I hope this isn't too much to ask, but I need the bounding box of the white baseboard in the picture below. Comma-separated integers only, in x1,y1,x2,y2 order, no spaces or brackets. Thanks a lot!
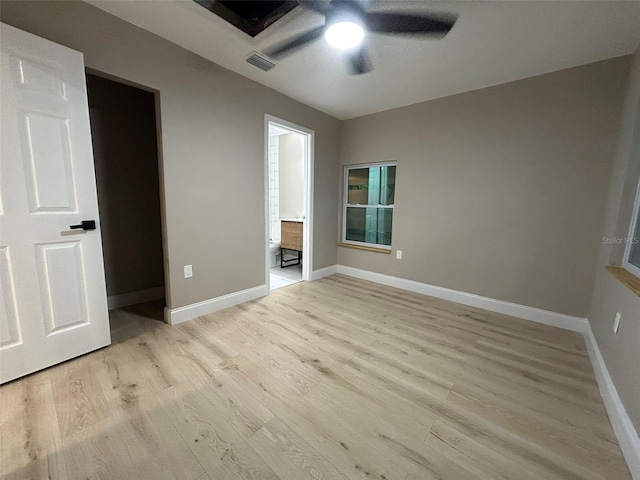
336,265,587,332
164,285,268,325
107,287,165,310
312,264,338,281
584,323,640,479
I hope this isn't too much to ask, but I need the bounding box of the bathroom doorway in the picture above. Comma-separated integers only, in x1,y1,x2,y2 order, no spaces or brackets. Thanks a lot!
265,115,314,291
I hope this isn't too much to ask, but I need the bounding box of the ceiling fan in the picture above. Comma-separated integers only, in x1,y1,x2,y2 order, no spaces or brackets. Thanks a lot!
265,0,457,75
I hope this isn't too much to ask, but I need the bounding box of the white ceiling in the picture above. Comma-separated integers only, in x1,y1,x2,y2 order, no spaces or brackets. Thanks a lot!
87,0,640,120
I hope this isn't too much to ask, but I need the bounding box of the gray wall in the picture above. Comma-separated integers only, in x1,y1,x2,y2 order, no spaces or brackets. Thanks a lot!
87,74,164,298
278,133,305,220
588,46,640,432
339,57,630,317
0,0,341,309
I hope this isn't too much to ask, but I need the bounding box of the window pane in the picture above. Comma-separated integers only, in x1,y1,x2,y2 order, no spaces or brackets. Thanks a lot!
629,210,640,268
380,165,396,205
347,166,396,205
346,207,393,246
347,168,370,205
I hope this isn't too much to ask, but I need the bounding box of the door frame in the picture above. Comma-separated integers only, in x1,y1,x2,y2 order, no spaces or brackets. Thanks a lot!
86,68,171,310
264,114,315,291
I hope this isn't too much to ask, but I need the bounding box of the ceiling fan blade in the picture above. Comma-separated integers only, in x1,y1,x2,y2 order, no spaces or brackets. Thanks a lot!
365,12,456,36
297,0,328,15
265,26,325,59
347,47,372,75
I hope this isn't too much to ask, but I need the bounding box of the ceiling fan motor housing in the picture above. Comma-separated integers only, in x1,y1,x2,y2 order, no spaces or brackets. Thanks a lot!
325,1,366,30
266,0,457,75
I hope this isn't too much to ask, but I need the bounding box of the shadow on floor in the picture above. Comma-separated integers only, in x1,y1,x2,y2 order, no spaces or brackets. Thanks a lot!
109,299,165,345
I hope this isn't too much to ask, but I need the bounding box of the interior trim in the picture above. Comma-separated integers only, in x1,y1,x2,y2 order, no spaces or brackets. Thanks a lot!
338,243,392,254
584,322,640,479
107,286,165,311
606,265,640,297
164,285,267,325
312,264,338,280
264,114,315,289
336,265,587,332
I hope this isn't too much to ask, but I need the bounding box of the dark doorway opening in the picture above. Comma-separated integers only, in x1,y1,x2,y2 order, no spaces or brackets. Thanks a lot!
86,73,165,327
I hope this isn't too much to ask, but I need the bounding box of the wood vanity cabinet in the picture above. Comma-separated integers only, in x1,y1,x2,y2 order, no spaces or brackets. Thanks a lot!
281,220,303,252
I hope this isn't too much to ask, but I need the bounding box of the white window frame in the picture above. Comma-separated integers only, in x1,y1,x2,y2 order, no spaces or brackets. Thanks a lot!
342,161,396,250
622,176,640,278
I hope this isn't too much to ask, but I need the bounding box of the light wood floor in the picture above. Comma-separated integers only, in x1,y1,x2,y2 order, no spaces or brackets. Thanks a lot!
0,274,631,480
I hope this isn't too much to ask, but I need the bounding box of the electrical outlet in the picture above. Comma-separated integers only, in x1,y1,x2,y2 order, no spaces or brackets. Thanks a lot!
396,250,403,260
613,312,621,334
184,264,193,279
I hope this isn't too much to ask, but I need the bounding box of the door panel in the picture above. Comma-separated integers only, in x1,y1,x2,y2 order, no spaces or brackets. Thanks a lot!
0,247,21,348
0,23,110,383
11,56,66,97
22,112,77,212
35,241,90,335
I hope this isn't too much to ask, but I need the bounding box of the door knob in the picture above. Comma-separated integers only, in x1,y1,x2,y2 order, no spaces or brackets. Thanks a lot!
69,220,96,231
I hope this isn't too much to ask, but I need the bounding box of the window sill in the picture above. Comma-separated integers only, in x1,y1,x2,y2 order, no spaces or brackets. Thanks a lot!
338,243,392,254
606,265,640,297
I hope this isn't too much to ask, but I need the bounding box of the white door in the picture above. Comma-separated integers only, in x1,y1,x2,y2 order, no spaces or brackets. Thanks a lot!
0,23,110,384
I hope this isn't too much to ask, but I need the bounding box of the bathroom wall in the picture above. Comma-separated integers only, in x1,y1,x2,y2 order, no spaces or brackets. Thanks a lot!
268,135,280,241
279,133,305,220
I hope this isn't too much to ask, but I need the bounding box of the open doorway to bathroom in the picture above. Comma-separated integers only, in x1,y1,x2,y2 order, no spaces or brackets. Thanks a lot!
265,116,314,291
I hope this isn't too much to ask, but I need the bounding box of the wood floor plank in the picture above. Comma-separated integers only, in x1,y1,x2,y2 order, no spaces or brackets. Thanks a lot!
0,372,67,480
472,337,597,384
247,417,350,480
187,372,274,440
49,355,112,438
121,394,205,480
91,341,158,413
222,354,410,480
316,278,587,357
447,387,629,479
131,315,275,439
177,320,239,362
307,333,622,479
316,276,588,358
1,275,631,480
452,374,621,452
215,318,320,396
463,354,606,411
124,327,187,393
305,379,434,448
425,420,553,480
156,380,279,480
61,412,140,480
63,404,203,480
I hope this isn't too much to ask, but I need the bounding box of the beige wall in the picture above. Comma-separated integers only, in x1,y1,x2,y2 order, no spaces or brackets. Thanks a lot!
87,73,165,298
278,133,305,220
0,0,341,309
588,46,640,432
339,57,630,317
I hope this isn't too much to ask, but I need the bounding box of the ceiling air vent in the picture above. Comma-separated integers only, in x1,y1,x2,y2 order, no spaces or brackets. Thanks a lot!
246,51,276,72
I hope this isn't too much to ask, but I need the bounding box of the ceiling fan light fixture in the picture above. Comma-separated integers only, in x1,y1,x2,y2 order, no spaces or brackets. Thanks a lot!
324,21,365,50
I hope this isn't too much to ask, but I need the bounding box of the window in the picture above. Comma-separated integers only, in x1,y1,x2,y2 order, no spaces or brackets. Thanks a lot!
343,163,396,249
623,177,640,277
